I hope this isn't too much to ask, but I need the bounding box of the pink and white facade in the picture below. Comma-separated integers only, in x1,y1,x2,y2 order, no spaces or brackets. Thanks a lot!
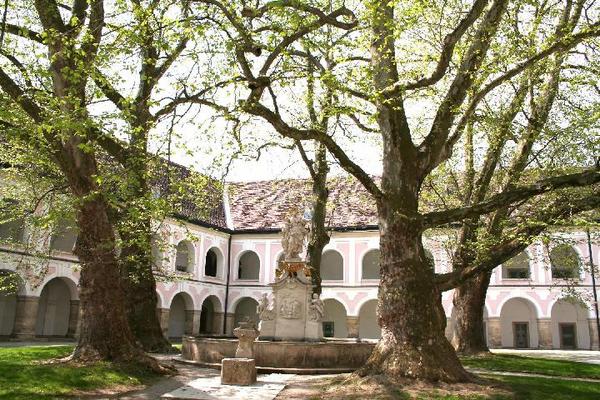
1,181,599,350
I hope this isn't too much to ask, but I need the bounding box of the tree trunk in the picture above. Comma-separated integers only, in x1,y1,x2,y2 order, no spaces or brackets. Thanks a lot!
119,225,174,353
306,144,330,295
358,204,471,382
71,195,160,369
451,271,492,355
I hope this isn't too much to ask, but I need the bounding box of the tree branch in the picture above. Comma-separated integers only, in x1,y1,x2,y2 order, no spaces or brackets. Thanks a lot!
423,169,600,227
436,189,600,290
384,0,489,94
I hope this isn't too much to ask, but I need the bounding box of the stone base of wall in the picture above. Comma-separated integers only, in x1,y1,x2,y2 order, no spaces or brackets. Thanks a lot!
183,336,375,371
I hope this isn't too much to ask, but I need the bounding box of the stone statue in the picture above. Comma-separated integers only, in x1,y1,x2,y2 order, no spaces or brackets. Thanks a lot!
233,318,259,358
257,293,274,321
281,211,308,260
308,293,324,322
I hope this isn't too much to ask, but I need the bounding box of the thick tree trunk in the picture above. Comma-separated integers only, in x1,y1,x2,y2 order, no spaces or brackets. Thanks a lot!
451,271,492,355
71,196,160,369
358,204,471,382
119,226,174,353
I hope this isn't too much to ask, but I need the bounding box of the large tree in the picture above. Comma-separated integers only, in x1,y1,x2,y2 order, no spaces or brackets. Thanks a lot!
193,0,600,381
0,0,162,368
448,0,600,354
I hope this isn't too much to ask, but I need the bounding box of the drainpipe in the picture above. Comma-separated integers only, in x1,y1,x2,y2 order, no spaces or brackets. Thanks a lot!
222,233,232,335
587,228,600,349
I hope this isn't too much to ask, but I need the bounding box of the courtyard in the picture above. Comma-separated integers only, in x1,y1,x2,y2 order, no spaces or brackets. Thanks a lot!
1,344,600,399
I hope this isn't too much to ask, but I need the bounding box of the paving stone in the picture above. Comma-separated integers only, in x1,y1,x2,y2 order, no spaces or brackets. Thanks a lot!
161,373,293,400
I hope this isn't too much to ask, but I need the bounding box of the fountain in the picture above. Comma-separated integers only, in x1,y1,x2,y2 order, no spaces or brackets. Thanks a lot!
182,209,374,373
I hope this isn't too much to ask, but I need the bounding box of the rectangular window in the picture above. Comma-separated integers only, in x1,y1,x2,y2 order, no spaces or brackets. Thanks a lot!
323,321,334,337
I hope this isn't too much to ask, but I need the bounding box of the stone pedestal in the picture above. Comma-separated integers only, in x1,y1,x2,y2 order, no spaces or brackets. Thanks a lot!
258,262,324,342
13,295,39,339
346,316,359,338
234,323,259,358
221,358,257,385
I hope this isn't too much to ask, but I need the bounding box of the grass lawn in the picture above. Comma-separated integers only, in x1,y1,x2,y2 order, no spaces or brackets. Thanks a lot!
461,354,600,380
0,345,160,400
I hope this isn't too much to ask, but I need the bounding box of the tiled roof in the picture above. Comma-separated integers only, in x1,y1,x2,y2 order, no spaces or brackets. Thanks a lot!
227,176,378,231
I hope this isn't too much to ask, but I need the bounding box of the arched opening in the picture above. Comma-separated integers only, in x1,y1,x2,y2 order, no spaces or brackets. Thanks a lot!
200,295,222,334
168,292,194,339
238,251,260,280
234,297,259,328
358,299,380,339
205,247,222,278
321,250,343,281
362,249,380,280
50,218,78,253
0,217,25,244
35,278,76,337
502,251,530,279
550,245,580,279
499,297,538,348
0,270,21,336
323,299,348,338
551,299,590,350
175,240,194,273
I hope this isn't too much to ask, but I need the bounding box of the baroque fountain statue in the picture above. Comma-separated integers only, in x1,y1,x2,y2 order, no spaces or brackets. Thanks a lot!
257,209,324,341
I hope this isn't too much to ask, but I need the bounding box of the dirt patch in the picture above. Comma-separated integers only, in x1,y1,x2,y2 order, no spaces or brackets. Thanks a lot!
277,373,513,399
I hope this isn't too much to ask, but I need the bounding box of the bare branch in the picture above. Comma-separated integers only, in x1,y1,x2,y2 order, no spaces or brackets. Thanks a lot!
423,169,600,227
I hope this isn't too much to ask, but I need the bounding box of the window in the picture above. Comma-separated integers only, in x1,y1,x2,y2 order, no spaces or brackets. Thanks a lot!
50,219,78,253
0,199,25,244
205,248,218,277
175,241,194,272
321,250,343,281
238,251,260,280
502,251,530,279
362,249,380,280
550,245,579,279
323,321,335,337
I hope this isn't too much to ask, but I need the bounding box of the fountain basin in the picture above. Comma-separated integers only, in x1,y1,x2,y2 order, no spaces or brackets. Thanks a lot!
181,336,376,374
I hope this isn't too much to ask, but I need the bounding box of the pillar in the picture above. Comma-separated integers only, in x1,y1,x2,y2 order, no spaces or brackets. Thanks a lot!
188,310,201,335
346,316,359,338
537,318,552,349
157,308,170,337
67,300,80,338
225,312,235,335
589,319,599,350
13,295,39,339
214,311,224,335
486,317,501,348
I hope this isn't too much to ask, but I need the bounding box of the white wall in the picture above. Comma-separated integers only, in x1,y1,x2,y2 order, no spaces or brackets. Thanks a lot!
550,300,590,350
35,279,71,336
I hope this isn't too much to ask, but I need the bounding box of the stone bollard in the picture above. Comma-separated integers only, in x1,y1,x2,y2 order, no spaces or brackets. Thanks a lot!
221,320,259,386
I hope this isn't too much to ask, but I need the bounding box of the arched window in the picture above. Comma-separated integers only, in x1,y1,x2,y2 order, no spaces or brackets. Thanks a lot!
362,249,380,280
321,250,343,281
502,251,530,279
175,241,194,272
50,218,78,253
238,251,260,280
205,248,221,278
424,249,435,270
550,245,580,279
0,200,24,243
